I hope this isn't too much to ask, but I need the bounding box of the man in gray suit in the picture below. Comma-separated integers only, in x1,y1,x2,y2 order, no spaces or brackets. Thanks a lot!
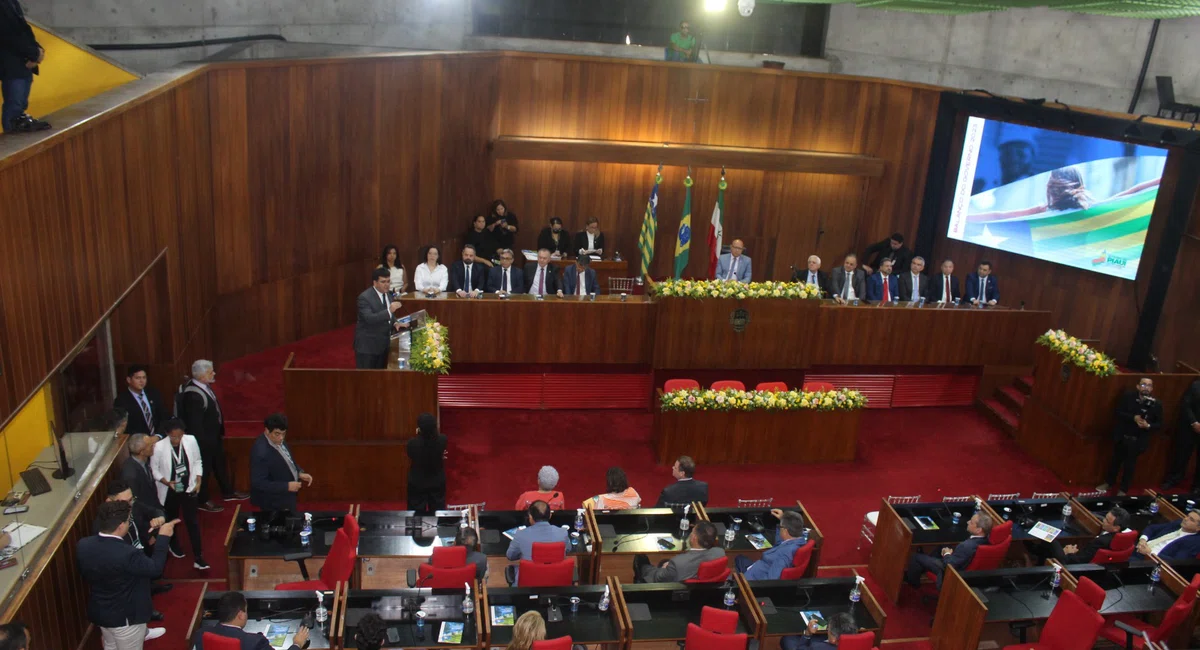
828,254,866,304
715,239,752,283
506,500,570,585
637,521,724,583
354,268,403,369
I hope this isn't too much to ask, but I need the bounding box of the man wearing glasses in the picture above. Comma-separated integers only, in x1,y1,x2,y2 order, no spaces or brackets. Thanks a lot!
250,413,314,519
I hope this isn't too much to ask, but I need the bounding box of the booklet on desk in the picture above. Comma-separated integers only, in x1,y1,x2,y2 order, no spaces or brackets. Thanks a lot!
503,526,526,540
913,516,940,531
438,621,465,644
2,522,45,549
490,605,515,626
1027,521,1062,543
746,533,773,550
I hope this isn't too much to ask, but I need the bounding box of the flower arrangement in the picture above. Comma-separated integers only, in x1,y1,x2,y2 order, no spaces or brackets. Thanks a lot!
660,387,867,412
652,279,822,300
409,319,451,375
1036,329,1118,377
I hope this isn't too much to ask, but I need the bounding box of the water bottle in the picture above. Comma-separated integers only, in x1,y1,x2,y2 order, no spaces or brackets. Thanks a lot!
974,498,983,514
1061,503,1073,520
849,577,863,603
416,610,427,630
1150,566,1162,588
918,297,926,307
852,298,859,306
315,591,329,625
570,596,580,614
462,582,475,615
1050,566,1062,590
798,528,811,545
598,585,610,612
723,586,737,608
300,513,312,546
460,509,469,529
724,526,737,545
679,513,691,538
575,509,585,534
1149,500,1160,515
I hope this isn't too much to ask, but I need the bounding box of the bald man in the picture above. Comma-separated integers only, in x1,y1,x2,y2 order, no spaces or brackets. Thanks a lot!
716,239,752,283
792,255,829,295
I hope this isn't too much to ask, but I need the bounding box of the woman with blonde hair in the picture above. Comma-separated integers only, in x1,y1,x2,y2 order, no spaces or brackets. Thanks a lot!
509,610,547,650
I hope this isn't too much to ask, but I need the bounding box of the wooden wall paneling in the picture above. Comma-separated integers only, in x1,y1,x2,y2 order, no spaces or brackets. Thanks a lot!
1154,195,1200,369
209,68,254,296
171,74,218,351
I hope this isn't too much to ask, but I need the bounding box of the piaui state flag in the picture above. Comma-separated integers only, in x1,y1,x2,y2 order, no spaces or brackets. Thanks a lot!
638,165,664,278
708,172,726,279
674,174,694,278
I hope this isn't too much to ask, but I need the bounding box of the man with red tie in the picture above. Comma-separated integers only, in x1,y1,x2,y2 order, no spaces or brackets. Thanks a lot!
864,259,899,302
929,259,960,304
525,248,561,297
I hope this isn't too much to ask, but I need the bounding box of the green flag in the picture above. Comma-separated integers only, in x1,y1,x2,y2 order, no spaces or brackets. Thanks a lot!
638,166,663,278
674,173,693,278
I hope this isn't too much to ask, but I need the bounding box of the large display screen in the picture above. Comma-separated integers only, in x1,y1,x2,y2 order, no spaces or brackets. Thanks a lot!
946,116,1167,280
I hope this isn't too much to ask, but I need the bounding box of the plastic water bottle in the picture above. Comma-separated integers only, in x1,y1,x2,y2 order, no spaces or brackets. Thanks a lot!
598,585,610,612
1050,566,1062,590
460,509,469,529
300,513,313,546
849,577,863,603
462,582,475,615
1149,500,1160,515
974,498,983,514
574,509,585,534
1150,566,1162,590
1062,503,1073,520
723,586,737,608
724,526,737,545
679,514,691,537
315,591,329,625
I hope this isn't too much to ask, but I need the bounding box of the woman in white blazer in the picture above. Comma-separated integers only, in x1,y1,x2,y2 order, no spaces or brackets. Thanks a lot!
151,419,209,569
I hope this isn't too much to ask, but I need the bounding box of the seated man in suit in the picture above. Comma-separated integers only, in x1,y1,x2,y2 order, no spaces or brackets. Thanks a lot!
715,239,752,283
250,413,314,519
559,254,599,297
736,510,810,580
526,248,562,297
1135,509,1200,560
828,254,866,304
899,256,929,303
506,500,571,584
965,260,999,306
193,591,309,650
115,365,166,437
864,258,899,302
655,455,709,507
792,255,828,295
487,249,525,294
428,526,488,580
448,244,486,298
636,521,724,583
929,259,960,304
784,612,855,650
1033,507,1130,564
904,512,993,589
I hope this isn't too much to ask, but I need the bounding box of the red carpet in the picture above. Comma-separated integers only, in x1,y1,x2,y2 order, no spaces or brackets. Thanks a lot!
146,326,1079,649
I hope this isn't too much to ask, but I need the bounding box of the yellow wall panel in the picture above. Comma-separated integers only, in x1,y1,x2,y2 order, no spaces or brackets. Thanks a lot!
27,24,139,119
0,387,54,495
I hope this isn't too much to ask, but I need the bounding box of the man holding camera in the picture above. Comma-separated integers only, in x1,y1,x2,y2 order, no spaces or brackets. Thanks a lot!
1098,378,1163,496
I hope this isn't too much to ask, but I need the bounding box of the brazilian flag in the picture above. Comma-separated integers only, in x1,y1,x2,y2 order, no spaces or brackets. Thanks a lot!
674,174,693,278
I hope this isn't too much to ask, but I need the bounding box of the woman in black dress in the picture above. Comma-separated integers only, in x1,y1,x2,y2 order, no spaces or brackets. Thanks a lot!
464,214,497,266
536,217,571,257
487,199,519,252
406,412,447,512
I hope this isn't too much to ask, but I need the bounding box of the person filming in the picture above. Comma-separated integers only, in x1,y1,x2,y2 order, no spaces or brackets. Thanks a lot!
1098,377,1163,495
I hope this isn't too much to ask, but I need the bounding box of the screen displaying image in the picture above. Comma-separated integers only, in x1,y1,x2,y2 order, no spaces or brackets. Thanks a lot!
946,116,1168,280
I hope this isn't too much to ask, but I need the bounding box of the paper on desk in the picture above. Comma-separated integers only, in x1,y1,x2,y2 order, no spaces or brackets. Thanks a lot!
2,522,46,549
1028,521,1062,543
522,250,539,261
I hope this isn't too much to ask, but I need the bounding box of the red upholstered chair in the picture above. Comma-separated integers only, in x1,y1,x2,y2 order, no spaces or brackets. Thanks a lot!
665,379,700,392
532,542,566,563
275,528,356,591
1099,573,1200,648
700,606,739,634
686,557,732,584
517,559,574,587
1001,590,1104,650
1092,530,1138,564
416,563,477,588
342,514,360,548
990,520,1014,544
684,623,747,650
837,632,877,650
1073,576,1106,611
755,382,788,392
710,380,746,391
532,636,573,650
431,545,468,568
802,381,834,392
202,632,242,650
778,541,816,579
964,537,1010,572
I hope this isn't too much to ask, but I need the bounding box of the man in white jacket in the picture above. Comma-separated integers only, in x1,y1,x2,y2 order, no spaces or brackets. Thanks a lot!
151,418,208,570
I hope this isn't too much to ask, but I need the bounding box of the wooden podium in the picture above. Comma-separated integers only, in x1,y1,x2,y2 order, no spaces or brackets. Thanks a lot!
1015,346,1198,486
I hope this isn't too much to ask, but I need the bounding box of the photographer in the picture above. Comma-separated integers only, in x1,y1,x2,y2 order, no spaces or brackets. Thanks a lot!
1098,378,1163,495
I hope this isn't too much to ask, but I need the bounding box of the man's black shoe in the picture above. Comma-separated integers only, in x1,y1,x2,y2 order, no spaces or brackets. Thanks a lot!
151,610,165,622
15,114,50,132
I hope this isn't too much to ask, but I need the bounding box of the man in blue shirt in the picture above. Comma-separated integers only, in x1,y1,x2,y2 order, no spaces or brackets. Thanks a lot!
734,509,808,580
506,500,570,585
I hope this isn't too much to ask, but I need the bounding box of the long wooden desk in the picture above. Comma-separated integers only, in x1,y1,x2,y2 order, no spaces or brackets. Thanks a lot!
698,503,824,579
404,294,1051,370
225,506,358,590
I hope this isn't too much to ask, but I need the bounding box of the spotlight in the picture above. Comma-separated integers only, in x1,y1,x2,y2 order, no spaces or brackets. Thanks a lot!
705,0,727,11
738,0,756,16
625,34,631,45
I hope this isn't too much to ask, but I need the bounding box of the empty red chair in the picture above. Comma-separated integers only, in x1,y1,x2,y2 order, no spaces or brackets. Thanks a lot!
532,636,573,650
517,559,574,587
837,633,876,650
710,380,746,391
778,541,816,579
202,632,242,650
1001,590,1104,650
1092,530,1138,564
801,381,834,392
990,520,1014,544
342,514,360,548
431,545,468,568
1073,576,1105,611
684,623,747,650
416,563,477,588
532,541,566,563
1099,573,1200,648
700,606,739,634
275,528,356,590
755,382,788,392
665,379,700,392
686,557,732,584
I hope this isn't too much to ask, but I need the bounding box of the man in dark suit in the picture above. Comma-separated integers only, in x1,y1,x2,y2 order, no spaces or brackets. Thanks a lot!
78,500,177,645
783,612,856,650
792,255,829,296
114,365,166,437
103,480,168,620
828,254,866,304
864,259,900,302
1033,507,1129,564
250,413,313,518
898,257,929,303
573,217,605,257
0,0,49,133
1135,510,1200,560
861,232,911,276
904,512,993,588
354,268,403,369
655,456,709,507
560,255,599,297
1161,378,1200,491
526,249,562,297
192,591,309,650
119,435,166,550
637,521,724,582
1099,377,1164,495
449,244,487,297
964,260,999,305
486,249,525,294
929,259,961,304
180,359,248,512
